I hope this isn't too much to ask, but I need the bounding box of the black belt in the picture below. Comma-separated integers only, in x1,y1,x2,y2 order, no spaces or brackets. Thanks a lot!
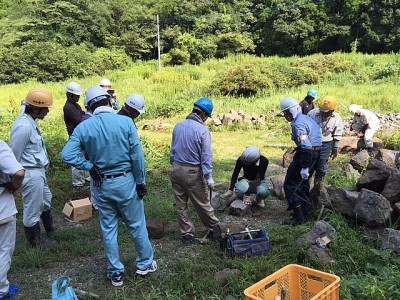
101,169,132,179
312,146,322,151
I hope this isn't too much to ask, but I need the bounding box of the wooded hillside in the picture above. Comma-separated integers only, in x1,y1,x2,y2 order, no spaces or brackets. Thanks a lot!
0,0,399,84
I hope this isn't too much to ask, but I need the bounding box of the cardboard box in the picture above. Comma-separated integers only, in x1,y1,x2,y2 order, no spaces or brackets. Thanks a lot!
62,197,92,221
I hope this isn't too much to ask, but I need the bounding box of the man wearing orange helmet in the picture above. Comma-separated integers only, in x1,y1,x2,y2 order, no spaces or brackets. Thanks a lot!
9,88,58,248
307,96,344,185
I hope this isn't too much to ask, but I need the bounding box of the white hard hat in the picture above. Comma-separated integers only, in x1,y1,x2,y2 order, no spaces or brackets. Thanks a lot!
85,86,110,108
125,94,145,114
241,146,261,165
100,78,112,87
349,104,362,115
66,82,83,96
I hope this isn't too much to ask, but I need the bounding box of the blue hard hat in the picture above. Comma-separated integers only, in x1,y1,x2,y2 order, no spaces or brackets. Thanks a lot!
307,89,318,98
280,97,298,112
194,97,213,116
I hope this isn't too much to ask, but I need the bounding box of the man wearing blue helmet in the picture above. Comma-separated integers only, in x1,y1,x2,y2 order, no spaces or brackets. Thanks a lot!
170,97,220,245
280,97,322,225
299,89,317,115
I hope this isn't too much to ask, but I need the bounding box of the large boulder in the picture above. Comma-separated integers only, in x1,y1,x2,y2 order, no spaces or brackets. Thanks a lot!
349,150,371,172
381,228,400,254
381,171,400,205
356,159,395,193
376,149,400,168
353,189,392,227
269,175,286,200
338,136,383,154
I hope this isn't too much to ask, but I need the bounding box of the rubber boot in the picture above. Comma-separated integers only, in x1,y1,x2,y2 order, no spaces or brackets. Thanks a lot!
24,222,58,248
301,201,312,221
40,209,56,237
293,205,306,225
24,223,41,247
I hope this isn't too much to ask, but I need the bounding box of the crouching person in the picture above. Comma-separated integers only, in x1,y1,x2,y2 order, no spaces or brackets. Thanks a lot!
222,146,270,208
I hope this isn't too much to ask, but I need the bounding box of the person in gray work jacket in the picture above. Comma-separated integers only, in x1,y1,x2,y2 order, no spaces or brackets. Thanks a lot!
280,97,322,225
9,88,58,248
170,97,219,245
307,96,344,185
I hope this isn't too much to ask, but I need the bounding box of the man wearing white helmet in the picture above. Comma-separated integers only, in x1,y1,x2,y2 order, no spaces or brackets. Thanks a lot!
117,94,145,126
348,104,380,155
10,88,58,247
100,78,120,111
63,82,88,188
222,146,270,208
280,97,322,225
61,86,156,287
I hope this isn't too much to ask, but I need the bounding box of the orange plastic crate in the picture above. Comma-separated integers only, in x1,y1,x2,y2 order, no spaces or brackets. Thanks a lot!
244,264,340,300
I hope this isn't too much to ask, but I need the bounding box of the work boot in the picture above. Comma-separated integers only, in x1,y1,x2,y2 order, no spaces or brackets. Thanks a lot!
366,147,374,157
282,205,305,226
24,222,58,248
255,196,265,208
314,176,323,187
242,195,252,205
40,209,56,237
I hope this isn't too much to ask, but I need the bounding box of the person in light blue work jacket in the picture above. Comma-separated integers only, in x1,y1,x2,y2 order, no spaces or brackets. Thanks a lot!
10,88,58,248
61,86,156,287
280,97,322,225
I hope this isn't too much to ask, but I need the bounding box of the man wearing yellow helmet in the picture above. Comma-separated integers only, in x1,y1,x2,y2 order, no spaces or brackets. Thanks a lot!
307,96,344,185
9,88,58,248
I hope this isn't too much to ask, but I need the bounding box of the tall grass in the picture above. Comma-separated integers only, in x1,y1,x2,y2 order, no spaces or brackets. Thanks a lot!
1,53,400,299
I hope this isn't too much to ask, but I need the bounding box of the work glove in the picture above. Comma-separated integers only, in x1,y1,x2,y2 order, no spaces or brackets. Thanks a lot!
300,168,309,180
206,177,214,189
330,148,338,160
242,195,252,205
222,190,233,199
136,183,147,199
89,166,103,187
0,182,18,193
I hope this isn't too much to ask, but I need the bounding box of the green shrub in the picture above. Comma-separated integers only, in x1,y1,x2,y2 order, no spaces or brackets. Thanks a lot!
0,43,133,84
167,48,190,65
291,54,358,82
211,64,272,96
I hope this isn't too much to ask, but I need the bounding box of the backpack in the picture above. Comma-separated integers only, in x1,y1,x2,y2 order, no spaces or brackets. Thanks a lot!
51,276,78,300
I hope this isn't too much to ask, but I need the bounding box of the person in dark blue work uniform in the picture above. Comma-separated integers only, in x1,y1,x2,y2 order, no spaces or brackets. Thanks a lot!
280,97,322,225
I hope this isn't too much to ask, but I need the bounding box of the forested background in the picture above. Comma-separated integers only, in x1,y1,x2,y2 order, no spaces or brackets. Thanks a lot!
0,0,399,84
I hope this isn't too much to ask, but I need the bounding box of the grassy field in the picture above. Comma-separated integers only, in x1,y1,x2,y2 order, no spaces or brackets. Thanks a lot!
1,53,400,299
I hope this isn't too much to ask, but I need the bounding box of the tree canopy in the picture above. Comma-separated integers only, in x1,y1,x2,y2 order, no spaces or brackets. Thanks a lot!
0,0,399,83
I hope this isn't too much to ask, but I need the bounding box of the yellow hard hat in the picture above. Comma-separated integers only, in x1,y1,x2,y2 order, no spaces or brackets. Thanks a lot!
319,96,337,111
25,88,56,108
